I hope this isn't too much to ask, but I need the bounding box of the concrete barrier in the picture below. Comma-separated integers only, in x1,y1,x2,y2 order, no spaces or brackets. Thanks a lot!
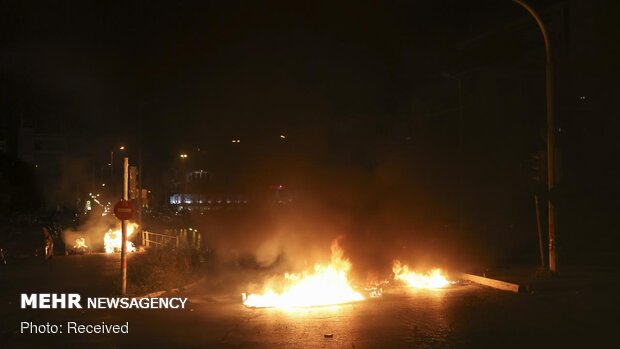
458,273,524,293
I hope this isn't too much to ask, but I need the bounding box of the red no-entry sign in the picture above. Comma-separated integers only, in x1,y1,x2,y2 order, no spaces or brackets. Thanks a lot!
114,200,134,220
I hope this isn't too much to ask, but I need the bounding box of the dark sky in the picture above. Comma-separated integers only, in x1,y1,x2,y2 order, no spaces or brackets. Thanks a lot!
1,1,481,158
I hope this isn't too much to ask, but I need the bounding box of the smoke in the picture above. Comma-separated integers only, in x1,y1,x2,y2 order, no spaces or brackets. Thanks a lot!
185,147,482,293
62,213,117,252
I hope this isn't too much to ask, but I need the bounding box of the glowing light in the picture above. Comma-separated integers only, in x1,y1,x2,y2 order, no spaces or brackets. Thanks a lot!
73,237,88,249
104,223,138,253
392,260,450,289
242,240,364,308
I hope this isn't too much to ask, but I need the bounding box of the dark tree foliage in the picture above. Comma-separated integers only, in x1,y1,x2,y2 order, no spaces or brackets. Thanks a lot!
0,156,45,213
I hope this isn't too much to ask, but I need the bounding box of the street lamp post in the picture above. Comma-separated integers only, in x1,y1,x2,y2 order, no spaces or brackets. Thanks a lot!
110,146,126,199
110,151,114,182
512,0,556,272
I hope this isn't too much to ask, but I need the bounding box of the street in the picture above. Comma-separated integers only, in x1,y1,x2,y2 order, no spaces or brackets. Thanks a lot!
1,254,617,348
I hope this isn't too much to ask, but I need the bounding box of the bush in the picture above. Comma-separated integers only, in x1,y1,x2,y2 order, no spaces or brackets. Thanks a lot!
127,245,202,295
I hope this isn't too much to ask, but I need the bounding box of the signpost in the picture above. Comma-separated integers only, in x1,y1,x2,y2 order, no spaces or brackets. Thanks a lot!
117,158,131,295
113,200,134,221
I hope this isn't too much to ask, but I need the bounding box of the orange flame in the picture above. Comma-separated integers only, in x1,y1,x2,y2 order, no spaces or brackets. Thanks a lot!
242,240,364,308
392,260,451,289
73,237,88,249
104,223,138,253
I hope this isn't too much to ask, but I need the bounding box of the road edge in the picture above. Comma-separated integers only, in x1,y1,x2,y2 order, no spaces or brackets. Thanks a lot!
138,276,207,298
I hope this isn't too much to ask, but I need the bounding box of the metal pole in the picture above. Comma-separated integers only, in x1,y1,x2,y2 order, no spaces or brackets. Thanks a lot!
121,157,129,295
138,145,143,244
110,151,114,196
457,78,464,236
512,0,556,272
138,107,144,245
534,194,545,268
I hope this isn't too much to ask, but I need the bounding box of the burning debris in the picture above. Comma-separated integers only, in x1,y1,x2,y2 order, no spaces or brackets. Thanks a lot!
240,239,455,308
365,280,390,298
74,237,88,249
392,260,451,289
104,223,138,254
242,240,364,308
67,237,90,255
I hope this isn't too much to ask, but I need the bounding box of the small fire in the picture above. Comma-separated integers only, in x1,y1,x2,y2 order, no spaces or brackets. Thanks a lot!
73,237,88,249
392,260,451,289
104,223,138,253
242,240,364,308
365,280,390,298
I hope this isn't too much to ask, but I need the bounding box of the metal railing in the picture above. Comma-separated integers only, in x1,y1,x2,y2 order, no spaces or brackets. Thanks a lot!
142,231,179,248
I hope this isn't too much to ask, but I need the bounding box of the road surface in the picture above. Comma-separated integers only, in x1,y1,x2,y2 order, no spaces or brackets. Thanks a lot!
1,254,618,348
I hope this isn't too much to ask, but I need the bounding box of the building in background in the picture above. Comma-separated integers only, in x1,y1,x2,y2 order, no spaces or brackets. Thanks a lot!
168,169,248,212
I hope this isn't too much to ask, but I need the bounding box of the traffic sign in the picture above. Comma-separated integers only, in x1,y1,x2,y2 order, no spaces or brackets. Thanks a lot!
114,200,134,220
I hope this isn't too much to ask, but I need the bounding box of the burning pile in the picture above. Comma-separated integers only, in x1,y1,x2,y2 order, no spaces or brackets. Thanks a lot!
74,237,88,249
68,237,90,255
392,260,450,289
104,223,138,253
241,237,455,309
73,237,88,250
242,240,364,308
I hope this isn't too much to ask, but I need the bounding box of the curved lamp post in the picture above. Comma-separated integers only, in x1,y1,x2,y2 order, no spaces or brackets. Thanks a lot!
512,0,556,272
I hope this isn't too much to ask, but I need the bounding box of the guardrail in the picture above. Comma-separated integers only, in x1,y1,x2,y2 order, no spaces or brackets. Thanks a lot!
142,231,179,249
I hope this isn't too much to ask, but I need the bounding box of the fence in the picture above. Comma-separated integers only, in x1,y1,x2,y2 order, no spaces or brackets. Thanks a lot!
142,231,179,249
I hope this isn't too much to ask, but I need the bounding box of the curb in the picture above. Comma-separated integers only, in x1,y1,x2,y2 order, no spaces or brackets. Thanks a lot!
458,273,524,293
138,276,207,298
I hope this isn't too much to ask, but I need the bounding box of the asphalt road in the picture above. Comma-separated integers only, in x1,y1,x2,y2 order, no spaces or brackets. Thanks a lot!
1,254,618,348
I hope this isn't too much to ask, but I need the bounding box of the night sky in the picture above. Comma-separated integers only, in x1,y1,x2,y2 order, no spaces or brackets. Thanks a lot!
1,1,477,154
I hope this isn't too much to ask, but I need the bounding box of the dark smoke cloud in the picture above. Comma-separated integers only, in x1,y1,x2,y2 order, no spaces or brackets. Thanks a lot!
185,146,485,291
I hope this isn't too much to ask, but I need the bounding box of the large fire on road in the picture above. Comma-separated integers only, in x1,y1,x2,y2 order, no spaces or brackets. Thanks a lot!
104,223,138,253
242,240,364,308
241,239,454,308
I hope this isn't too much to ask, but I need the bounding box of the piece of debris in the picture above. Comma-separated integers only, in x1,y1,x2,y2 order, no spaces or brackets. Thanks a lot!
324,334,334,338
